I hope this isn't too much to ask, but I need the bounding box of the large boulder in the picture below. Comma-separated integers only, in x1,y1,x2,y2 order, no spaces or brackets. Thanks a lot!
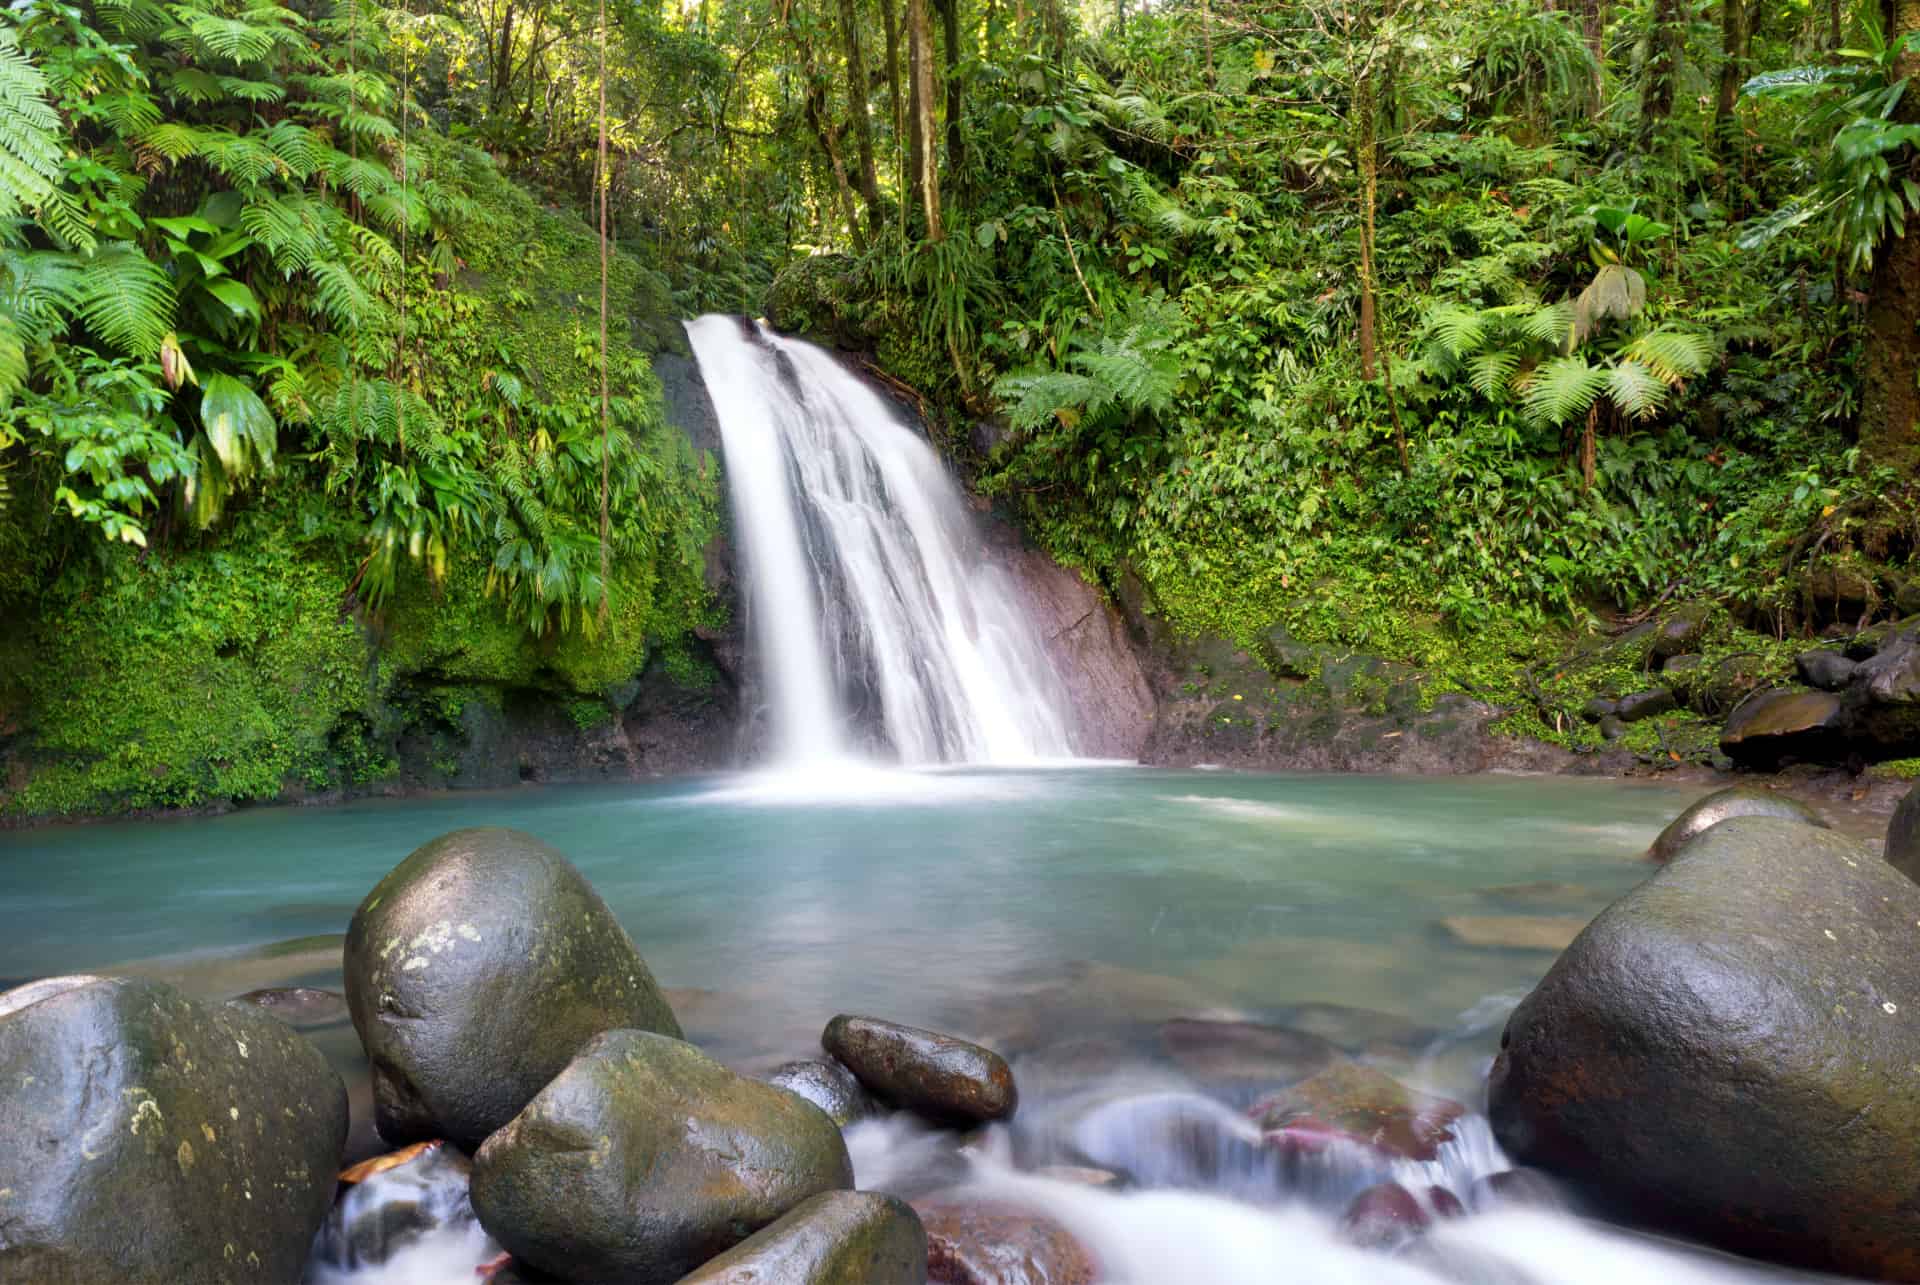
1717,688,1844,767
1649,602,1712,661
824,1015,1018,1125
0,975,347,1284
916,1199,1096,1285
1250,1062,1463,1164
1843,625,1920,755
1489,817,1920,1279
343,827,680,1150
470,1029,853,1283
679,1191,928,1284
1644,786,1827,864
1889,783,1920,885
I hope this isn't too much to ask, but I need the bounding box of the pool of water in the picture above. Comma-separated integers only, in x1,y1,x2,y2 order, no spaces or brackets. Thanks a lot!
0,767,1852,1282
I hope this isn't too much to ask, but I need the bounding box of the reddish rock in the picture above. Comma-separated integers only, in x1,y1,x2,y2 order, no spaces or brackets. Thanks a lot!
1249,1063,1464,1162
916,1200,1096,1285
1340,1183,1461,1246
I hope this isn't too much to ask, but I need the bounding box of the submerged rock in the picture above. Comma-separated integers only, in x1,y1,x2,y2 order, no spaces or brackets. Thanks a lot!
1340,1182,1462,1247
1644,786,1827,864
470,1029,852,1283
0,975,347,1284
1250,1062,1463,1163
1439,915,1586,951
1718,688,1844,767
236,984,349,1029
1489,817,1920,1279
824,1015,1018,1125
1155,1017,1342,1094
766,1057,879,1126
313,1139,487,1270
917,1199,1096,1285
343,827,680,1150
681,1191,927,1284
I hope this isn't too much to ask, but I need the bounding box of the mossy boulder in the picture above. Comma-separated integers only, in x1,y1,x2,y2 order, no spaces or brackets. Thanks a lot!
0,975,347,1284
470,1030,853,1283
679,1191,927,1284
1489,818,1920,1279
1649,602,1713,661
343,827,680,1151
1718,688,1844,767
1644,786,1828,864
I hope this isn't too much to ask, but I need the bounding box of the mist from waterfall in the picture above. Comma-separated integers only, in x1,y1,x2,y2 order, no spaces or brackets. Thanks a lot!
684,314,1076,767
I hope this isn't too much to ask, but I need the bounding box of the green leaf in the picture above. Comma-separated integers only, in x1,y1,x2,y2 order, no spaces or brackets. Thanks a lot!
199,372,277,481
202,277,262,321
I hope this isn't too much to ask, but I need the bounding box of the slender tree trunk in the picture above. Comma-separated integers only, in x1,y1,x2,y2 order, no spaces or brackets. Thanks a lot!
933,0,964,181
1830,0,1843,47
789,1,869,250
908,0,944,239
1115,0,1125,36
1583,0,1605,115
1712,0,1748,157
1639,0,1680,141
1859,0,1920,472
491,1,516,112
837,0,883,230
883,0,906,203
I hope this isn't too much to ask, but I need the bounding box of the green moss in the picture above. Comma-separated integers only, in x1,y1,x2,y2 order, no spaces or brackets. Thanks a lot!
1873,758,1920,780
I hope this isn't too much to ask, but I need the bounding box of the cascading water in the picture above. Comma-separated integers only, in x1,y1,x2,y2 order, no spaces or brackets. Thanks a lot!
685,314,1076,766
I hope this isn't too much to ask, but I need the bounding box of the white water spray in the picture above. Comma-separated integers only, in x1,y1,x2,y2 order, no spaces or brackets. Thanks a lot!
685,314,1075,767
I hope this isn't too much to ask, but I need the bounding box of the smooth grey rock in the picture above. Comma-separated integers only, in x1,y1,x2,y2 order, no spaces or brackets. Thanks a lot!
677,1191,927,1283
1645,786,1827,864
1649,603,1712,661
1596,715,1627,741
766,1058,878,1127
824,1015,1018,1125
1578,697,1616,724
1718,688,1844,767
236,985,349,1030
471,1030,852,1283
1490,818,1920,1279
343,827,680,1150
1888,783,1920,885
1795,648,1859,692
1613,688,1677,723
0,975,346,1285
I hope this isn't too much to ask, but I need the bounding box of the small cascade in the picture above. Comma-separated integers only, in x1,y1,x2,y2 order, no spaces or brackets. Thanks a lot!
684,314,1076,766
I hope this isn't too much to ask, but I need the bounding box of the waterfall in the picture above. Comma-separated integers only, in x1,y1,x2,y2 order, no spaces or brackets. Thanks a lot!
684,314,1077,767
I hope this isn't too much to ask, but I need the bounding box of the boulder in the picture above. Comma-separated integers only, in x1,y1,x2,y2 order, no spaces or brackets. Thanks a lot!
1644,786,1828,864
766,1057,879,1127
470,1029,852,1283
1596,715,1626,741
1718,688,1843,767
343,827,680,1150
1843,627,1920,755
312,1139,488,1271
824,1015,1018,1125
1795,648,1858,692
1577,697,1616,724
1649,603,1712,661
0,975,347,1284
1800,562,1877,627
1488,817,1920,1279
1250,1062,1463,1163
1659,653,1706,702
1698,653,1769,716
1888,783,1920,885
917,1199,1097,1285
1613,688,1676,723
679,1191,927,1284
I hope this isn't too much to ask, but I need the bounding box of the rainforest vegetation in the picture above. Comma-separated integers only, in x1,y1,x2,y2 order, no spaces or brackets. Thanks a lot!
3,0,1920,812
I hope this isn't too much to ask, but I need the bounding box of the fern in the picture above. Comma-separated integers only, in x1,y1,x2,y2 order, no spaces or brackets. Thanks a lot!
0,313,26,410
1426,304,1489,360
1605,359,1669,419
1622,328,1713,385
0,28,63,222
309,257,375,327
1520,353,1609,426
75,242,177,356
138,122,208,164
1468,349,1521,400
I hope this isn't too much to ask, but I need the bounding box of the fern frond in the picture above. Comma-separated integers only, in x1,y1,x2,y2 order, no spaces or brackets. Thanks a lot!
1426,303,1489,359
1622,327,1714,385
0,29,64,222
0,313,27,410
1605,358,1669,419
309,257,375,327
1518,299,1577,350
138,122,207,163
1520,353,1609,426
75,241,176,356
1467,349,1521,400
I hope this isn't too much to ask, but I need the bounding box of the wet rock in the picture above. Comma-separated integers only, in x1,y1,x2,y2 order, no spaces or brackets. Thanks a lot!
917,1199,1097,1285
1250,1062,1463,1163
1845,617,1917,660
343,827,681,1150
1488,816,1920,1280
0,975,347,1284
1439,915,1586,951
1659,654,1707,703
766,1057,878,1126
1155,1017,1342,1096
1650,602,1712,661
236,984,349,1030
680,1191,927,1284
1596,715,1627,741
824,1015,1018,1125
1842,626,1920,755
1035,1165,1121,1188
1644,786,1828,864
1578,696,1616,724
1718,688,1844,767
313,1139,488,1271
471,1029,851,1283
1698,653,1769,716
1795,648,1858,692
1270,1002,1443,1058
1800,562,1877,627
1887,783,1920,885
1340,1183,1461,1247
1613,688,1677,723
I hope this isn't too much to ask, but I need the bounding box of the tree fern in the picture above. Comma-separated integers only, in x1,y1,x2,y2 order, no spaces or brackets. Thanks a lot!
1605,359,1669,419
1425,303,1488,360
1520,354,1609,426
1622,328,1713,385
1467,349,1521,400
0,313,26,410
0,28,63,222
75,242,177,356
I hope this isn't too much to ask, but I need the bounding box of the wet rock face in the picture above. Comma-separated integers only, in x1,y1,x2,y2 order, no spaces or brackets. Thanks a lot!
1489,817,1920,1280
766,1057,878,1126
1644,786,1827,864
1796,648,1858,692
470,1029,853,1284
0,975,347,1285
1717,688,1844,767
1250,1063,1464,1163
1890,783,1920,885
1650,602,1712,662
824,1015,1018,1125
312,1140,487,1271
917,1199,1096,1285
343,827,680,1151
681,1191,928,1284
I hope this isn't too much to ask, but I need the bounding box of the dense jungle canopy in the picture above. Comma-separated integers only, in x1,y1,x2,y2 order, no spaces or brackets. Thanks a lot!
4,0,1920,811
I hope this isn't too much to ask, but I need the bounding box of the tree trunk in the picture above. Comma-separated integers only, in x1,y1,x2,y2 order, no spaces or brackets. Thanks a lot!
908,0,943,238
491,1,516,113
1712,0,1748,157
934,0,964,180
837,0,884,230
789,0,869,250
1859,0,1920,472
1639,0,1679,141
1583,0,1605,115
881,0,905,203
